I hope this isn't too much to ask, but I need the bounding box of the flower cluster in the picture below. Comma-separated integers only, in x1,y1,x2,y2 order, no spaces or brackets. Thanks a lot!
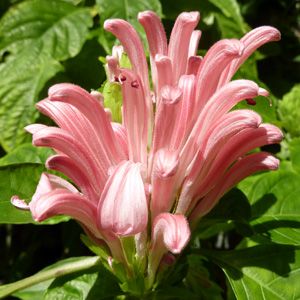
12,11,282,289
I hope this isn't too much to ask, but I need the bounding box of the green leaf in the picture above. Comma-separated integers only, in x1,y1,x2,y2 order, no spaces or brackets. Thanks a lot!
195,188,254,239
245,170,300,245
96,0,163,54
200,243,300,300
0,52,62,152
184,254,223,300
0,0,93,151
0,163,69,224
101,81,123,123
0,0,93,59
44,259,122,300
9,257,104,300
288,137,300,174
0,143,54,166
278,83,300,137
207,0,245,34
80,234,110,261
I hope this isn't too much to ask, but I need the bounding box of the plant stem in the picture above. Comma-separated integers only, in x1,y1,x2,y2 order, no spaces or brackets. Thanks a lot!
0,256,102,299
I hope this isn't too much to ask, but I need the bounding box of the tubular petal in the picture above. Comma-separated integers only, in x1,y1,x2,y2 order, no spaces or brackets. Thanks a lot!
170,75,196,151
194,39,244,114
188,30,202,57
11,196,30,210
36,99,113,173
191,124,283,201
218,26,281,87
97,161,148,237
104,19,153,134
168,12,200,84
138,11,168,97
46,155,100,203
32,127,108,191
120,68,148,164
48,83,127,165
181,80,261,170
151,149,180,221
30,189,99,236
189,153,280,227
147,213,190,286
176,109,262,214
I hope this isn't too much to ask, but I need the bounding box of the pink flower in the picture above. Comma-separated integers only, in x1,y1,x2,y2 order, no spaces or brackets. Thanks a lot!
12,10,282,286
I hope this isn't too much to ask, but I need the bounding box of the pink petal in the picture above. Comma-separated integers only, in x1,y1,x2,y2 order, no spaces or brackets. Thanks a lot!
138,11,168,97
168,12,200,84
30,189,99,236
169,74,196,151
11,196,30,210
111,122,129,159
194,39,244,114
32,126,108,192
177,109,262,214
147,213,190,285
119,69,148,164
97,161,148,237
191,124,283,202
149,85,182,172
155,55,173,104
151,149,180,222
187,56,203,75
46,155,100,203
218,26,281,87
104,19,153,133
36,99,112,175
189,152,280,227
188,30,202,57
48,83,127,165
181,80,262,169
31,172,79,203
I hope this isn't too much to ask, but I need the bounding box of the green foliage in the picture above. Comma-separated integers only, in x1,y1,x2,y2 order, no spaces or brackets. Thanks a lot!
0,0,299,299
200,243,300,300
278,84,300,137
0,143,55,166
96,0,163,54
0,163,70,224
0,0,93,152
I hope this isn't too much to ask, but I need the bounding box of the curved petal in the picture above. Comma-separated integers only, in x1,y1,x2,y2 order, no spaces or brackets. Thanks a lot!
218,26,281,87
189,152,280,227
30,189,99,236
194,39,244,114
176,109,262,214
32,126,108,192
168,12,200,84
147,213,190,286
48,83,127,165
104,19,153,133
119,69,148,164
138,11,168,97
151,149,180,222
97,161,148,237
46,155,100,203
191,124,283,202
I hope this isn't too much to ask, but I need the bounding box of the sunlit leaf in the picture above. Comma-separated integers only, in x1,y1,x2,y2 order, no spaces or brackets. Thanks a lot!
200,243,300,300
96,0,163,54
277,83,300,138
0,0,93,151
0,143,54,166
0,163,69,224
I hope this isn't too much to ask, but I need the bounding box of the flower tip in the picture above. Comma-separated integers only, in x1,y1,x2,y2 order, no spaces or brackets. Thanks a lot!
103,19,117,31
178,11,200,23
11,196,30,210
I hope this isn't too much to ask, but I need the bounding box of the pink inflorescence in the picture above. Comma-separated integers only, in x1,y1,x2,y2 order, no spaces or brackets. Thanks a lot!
11,11,282,287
